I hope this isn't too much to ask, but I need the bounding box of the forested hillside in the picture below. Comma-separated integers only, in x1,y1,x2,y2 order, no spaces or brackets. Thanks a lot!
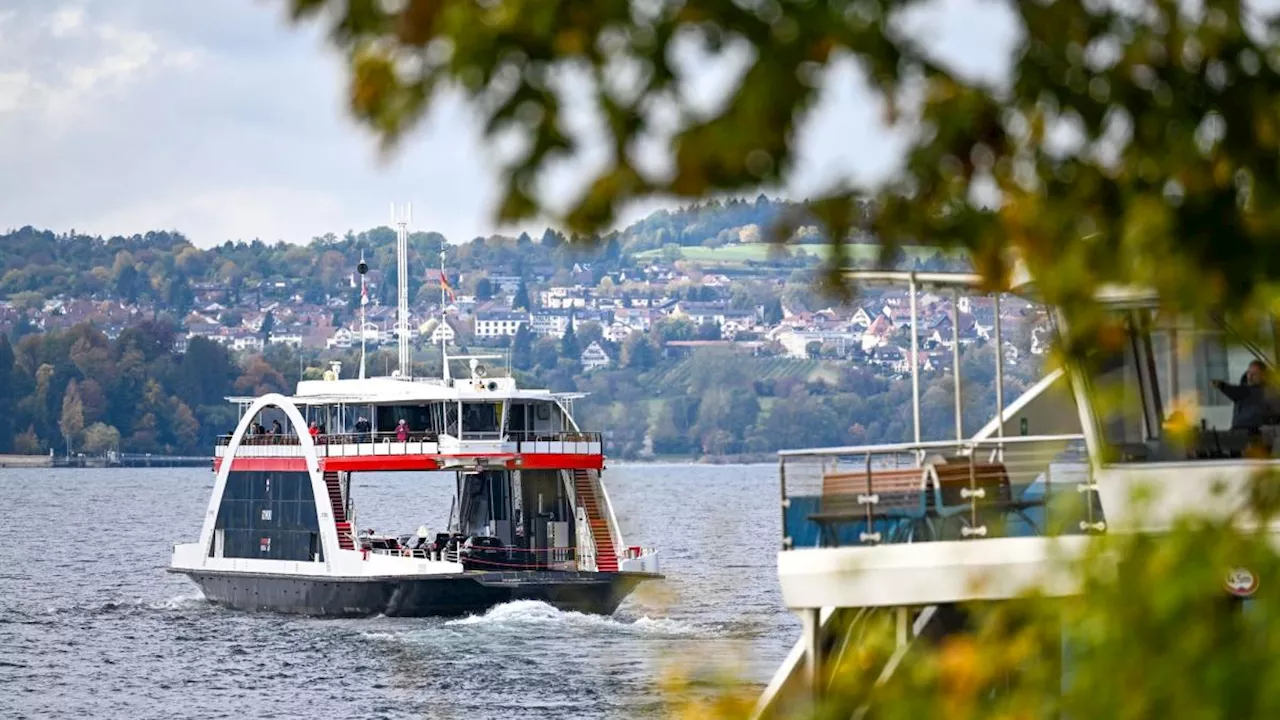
0,195,1015,459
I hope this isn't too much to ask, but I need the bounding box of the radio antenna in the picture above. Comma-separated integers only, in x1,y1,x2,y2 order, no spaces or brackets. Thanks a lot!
392,202,412,378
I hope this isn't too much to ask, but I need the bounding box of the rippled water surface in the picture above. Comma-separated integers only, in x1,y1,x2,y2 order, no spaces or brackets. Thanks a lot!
0,465,795,719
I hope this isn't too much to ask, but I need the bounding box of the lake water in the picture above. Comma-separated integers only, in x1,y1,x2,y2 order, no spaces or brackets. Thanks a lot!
0,464,796,719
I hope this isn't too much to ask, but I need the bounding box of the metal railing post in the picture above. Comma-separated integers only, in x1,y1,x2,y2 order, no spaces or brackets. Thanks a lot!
909,275,921,444
993,293,1005,461
953,290,963,442
779,456,790,551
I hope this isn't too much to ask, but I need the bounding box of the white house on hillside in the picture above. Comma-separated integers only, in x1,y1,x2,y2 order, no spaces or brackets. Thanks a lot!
580,341,612,371
475,310,525,338
422,317,461,344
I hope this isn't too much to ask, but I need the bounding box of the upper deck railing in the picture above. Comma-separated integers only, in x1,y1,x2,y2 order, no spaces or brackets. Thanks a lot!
779,434,1105,550
215,429,604,458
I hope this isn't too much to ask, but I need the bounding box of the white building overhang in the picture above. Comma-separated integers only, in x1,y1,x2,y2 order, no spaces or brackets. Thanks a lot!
776,535,1093,610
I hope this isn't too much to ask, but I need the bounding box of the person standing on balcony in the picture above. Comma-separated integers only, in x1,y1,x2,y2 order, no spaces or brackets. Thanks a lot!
1213,361,1280,432
396,419,409,443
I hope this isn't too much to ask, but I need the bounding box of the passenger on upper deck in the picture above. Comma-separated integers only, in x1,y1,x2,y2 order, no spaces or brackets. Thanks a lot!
396,419,409,443
1213,361,1280,432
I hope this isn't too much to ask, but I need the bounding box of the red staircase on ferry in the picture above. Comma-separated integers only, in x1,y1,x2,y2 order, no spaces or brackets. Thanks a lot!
324,471,355,551
573,469,618,572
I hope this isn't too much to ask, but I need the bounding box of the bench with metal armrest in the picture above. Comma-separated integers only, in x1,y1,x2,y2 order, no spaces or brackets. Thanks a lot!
807,467,931,546
926,459,1044,539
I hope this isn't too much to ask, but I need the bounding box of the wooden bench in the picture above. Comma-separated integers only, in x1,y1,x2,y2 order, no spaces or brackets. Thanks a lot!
818,468,928,514
929,461,1013,507
926,460,1042,536
808,467,930,545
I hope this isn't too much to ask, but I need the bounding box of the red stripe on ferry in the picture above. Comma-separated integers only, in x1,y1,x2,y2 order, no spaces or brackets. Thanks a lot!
215,457,309,472
320,456,443,472
506,453,605,471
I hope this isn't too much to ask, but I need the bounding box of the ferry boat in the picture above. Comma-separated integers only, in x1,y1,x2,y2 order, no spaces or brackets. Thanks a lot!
168,213,660,617
754,268,1278,717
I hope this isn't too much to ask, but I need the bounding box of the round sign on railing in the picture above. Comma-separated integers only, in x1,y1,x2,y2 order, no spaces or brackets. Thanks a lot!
1226,567,1259,598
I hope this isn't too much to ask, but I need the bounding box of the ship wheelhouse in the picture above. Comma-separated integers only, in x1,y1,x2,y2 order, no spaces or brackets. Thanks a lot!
756,271,1280,717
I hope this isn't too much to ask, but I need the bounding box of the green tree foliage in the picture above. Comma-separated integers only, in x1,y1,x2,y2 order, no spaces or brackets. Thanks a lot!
576,321,605,350
695,321,723,341
81,422,121,454
560,319,581,361
12,426,40,454
532,336,561,372
259,309,275,341
512,279,532,310
511,325,534,371
0,323,307,456
0,334,14,452
621,333,659,370
676,489,1280,719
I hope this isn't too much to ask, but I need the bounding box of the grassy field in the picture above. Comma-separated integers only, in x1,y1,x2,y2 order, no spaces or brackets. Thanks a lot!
650,355,843,387
632,242,958,265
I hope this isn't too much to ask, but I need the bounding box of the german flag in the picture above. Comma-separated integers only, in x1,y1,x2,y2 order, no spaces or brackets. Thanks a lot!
437,270,457,302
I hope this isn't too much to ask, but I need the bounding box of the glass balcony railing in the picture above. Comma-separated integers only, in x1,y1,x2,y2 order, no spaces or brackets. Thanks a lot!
215,430,604,457
779,435,1105,550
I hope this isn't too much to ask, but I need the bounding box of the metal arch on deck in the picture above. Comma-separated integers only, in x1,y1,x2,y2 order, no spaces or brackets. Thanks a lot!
198,393,341,569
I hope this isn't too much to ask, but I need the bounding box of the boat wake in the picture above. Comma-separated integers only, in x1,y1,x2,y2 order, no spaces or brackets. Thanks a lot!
29,591,209,618
443,599,702,636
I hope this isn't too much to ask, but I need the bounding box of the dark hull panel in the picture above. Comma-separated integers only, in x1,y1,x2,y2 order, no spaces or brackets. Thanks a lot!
174,569,660,617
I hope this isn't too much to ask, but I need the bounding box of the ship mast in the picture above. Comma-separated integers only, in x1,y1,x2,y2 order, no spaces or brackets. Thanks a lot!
392,202,412,378
440,252,451,382
357,250,368,379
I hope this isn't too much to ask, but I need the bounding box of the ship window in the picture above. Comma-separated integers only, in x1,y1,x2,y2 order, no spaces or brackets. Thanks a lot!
1088,310,1277,463
462,403,500,436
509,403,529,432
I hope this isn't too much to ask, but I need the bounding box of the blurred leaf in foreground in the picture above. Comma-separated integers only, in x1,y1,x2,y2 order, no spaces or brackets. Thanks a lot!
285,0,1280,342
673,477,1280,719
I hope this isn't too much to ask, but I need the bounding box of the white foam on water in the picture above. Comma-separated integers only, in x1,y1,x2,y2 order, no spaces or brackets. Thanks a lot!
36,591,209,617
443,600,704,637
146,591,207,610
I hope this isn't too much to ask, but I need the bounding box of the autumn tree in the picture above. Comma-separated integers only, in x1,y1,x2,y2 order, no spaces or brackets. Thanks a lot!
81,422,121,455
58,380,85,455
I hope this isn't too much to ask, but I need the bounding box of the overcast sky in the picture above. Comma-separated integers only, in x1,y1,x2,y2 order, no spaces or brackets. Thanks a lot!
0,0,1013,248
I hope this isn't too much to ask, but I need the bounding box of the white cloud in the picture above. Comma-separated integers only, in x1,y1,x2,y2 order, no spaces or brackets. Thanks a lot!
0,0,1017,247
48,6,84,38
0,70,34,113
64,25,160,96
